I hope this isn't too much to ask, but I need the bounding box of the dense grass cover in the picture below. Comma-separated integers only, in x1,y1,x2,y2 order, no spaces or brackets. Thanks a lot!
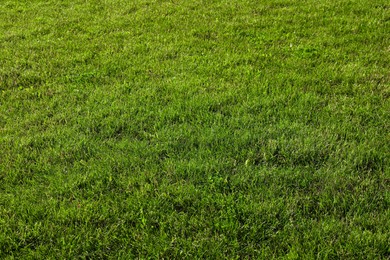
1,0,389,258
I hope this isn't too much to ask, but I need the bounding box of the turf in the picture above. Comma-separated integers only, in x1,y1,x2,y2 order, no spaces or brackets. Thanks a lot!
0,0,389,258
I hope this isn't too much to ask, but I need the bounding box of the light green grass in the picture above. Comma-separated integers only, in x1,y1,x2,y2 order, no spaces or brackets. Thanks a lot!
1,0,389,258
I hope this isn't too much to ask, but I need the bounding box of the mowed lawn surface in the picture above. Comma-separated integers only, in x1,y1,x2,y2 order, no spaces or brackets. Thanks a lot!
0,0,389,258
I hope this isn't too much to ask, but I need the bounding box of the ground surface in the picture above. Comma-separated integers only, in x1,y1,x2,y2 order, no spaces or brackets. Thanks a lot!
0,0,389,258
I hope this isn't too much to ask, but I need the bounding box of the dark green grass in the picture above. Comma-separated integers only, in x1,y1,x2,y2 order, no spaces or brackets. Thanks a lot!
1,0,389,258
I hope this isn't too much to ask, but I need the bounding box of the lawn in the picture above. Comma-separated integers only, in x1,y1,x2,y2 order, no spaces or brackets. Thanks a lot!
0,0,389,258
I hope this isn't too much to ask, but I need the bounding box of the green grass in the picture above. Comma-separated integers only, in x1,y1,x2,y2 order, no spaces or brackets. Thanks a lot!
1,0,389,258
